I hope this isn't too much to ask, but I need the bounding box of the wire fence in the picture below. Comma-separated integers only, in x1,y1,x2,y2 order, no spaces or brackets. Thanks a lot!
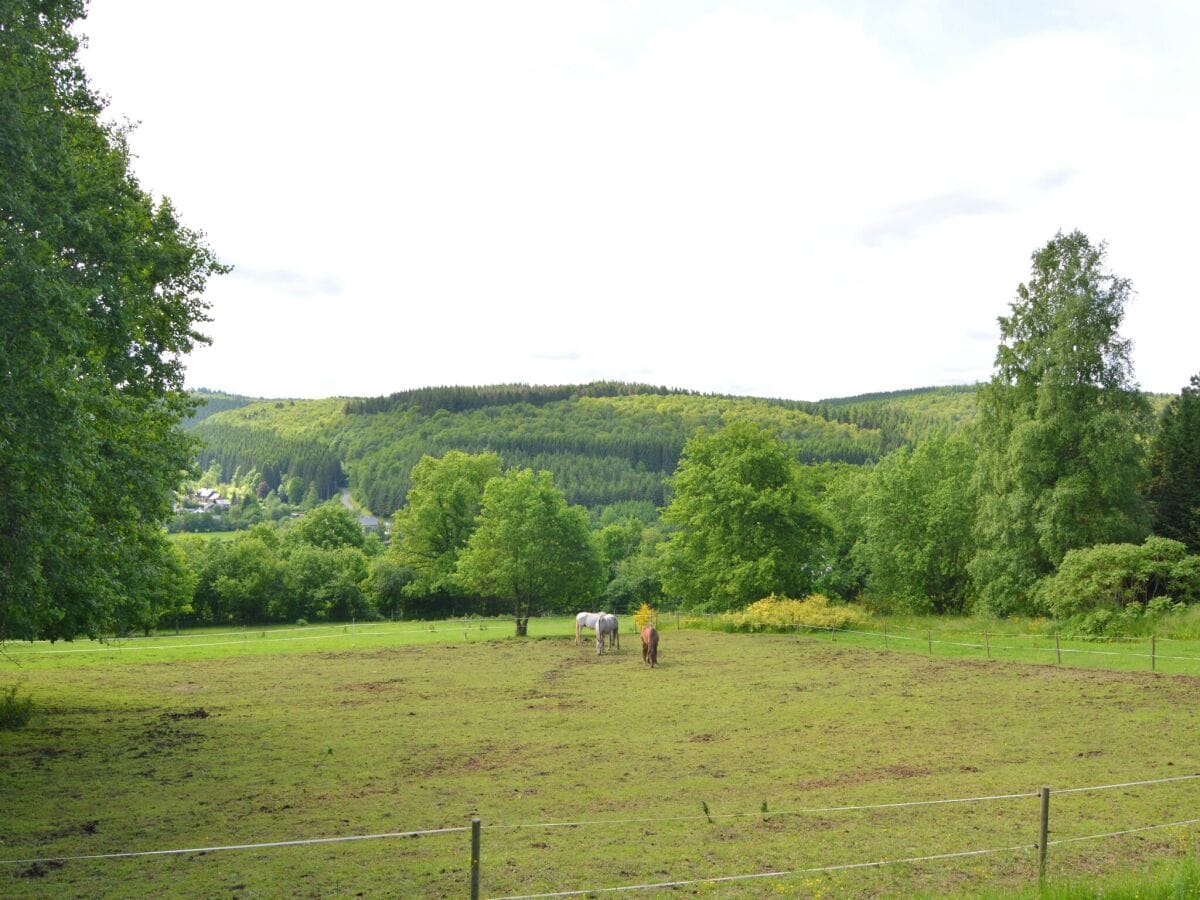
0,617,504,658
685,614,1200,673
4,773,1198,897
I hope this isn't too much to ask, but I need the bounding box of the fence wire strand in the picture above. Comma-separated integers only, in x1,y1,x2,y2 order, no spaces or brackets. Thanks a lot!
0,826,467,866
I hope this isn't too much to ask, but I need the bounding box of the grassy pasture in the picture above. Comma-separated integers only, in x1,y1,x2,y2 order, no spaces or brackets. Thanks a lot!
2,621,1200,897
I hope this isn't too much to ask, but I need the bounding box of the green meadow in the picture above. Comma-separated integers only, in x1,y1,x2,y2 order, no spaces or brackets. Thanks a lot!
3,620,1200,897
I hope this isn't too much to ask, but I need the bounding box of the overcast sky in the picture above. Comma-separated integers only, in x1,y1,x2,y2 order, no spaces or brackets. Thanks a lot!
78,1,1199,402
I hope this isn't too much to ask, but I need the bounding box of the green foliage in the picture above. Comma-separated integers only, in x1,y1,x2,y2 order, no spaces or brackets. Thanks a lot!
456,469,604,632
277,544,372,622
0,0,225,641
856,431,978,613
1146,373,1200,553
659,421,833,611
721,594,870,632
211,533,288,624
189,418,345,501
810,463,871,600
971,231,1152,616
184,389,261,426
1036,537,1200,620
192,386,898,520
367,555,415,619
289,503,366,551
343,381,699,415
598,521,664,612
0,682,34,730
799,385,979,455
391,451,501,599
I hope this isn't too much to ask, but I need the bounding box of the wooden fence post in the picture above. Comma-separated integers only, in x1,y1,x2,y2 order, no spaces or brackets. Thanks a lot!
984,632,990,660
927,630,932,655
1152,634,1156,672
882,623,888,649
1038,787,1050,882
471,818,481,900
1055,634,1061,664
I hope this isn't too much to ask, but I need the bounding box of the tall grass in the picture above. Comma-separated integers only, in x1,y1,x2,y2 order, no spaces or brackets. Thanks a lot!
0,681,34,729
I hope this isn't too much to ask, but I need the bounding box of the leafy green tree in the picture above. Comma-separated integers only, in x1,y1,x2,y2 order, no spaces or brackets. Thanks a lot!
597,517,644,578
279,545,371,622
811,463,871,601
457,469,603,635
111,535,200,635
392,451,501,598
367,556,415,619
282,476,306,505
602,524,665,612
658,420,832,611
1146,374,1200,553
211,534,287,624
0,1,225,641
857,432,978,613
290,504,365,551
971,232,1152,615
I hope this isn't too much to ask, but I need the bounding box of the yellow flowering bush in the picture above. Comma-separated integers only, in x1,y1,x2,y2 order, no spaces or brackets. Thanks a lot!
722,594,869,632
633,602,656,632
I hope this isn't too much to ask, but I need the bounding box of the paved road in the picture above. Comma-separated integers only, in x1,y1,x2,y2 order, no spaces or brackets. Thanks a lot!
340,489,379,528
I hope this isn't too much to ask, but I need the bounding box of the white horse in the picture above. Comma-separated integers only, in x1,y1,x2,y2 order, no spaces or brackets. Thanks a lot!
596,613,619,655
576,611,602,645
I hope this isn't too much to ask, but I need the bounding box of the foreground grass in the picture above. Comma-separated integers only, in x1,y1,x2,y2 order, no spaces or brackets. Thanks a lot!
2,624,1200,896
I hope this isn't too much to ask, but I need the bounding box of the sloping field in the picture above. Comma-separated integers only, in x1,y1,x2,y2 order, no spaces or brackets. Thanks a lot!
2,625,1199,897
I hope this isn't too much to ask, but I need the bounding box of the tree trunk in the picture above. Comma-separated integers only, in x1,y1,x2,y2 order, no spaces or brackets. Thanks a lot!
515,617,528,637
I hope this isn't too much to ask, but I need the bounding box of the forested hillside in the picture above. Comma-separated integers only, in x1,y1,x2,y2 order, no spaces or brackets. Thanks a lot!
186,382,978,517
184,388,264,426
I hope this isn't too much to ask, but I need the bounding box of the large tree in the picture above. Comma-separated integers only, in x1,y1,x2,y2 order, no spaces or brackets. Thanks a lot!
391,451,502,602
456,468,603,635
1146,374,1200,553
970,231,1151,615
1,1,226,640
857,431,977,614
658,420,832,611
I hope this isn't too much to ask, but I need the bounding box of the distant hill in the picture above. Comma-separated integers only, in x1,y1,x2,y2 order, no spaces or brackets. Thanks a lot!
185,382,981,518
185,389,268,426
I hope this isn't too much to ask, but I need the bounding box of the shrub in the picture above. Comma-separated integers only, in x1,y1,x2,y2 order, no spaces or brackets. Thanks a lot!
722,594,869,633
1037,537,1200,620
632,603,655,632
0,683,34,730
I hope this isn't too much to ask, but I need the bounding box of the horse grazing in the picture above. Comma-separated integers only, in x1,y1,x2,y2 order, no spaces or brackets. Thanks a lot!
575,611,602,645
596,613,619,655
640,625,659,667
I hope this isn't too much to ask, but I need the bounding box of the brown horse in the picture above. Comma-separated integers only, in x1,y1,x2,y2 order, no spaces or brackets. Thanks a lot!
640,625,658,667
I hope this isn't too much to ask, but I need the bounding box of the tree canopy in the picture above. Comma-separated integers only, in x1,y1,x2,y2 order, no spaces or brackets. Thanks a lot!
970,231,1151,615
456,469,603,634
1,0,225,641
856,431,977,614
391,451,501,598
659,420,832,611
1146,374,1200,553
